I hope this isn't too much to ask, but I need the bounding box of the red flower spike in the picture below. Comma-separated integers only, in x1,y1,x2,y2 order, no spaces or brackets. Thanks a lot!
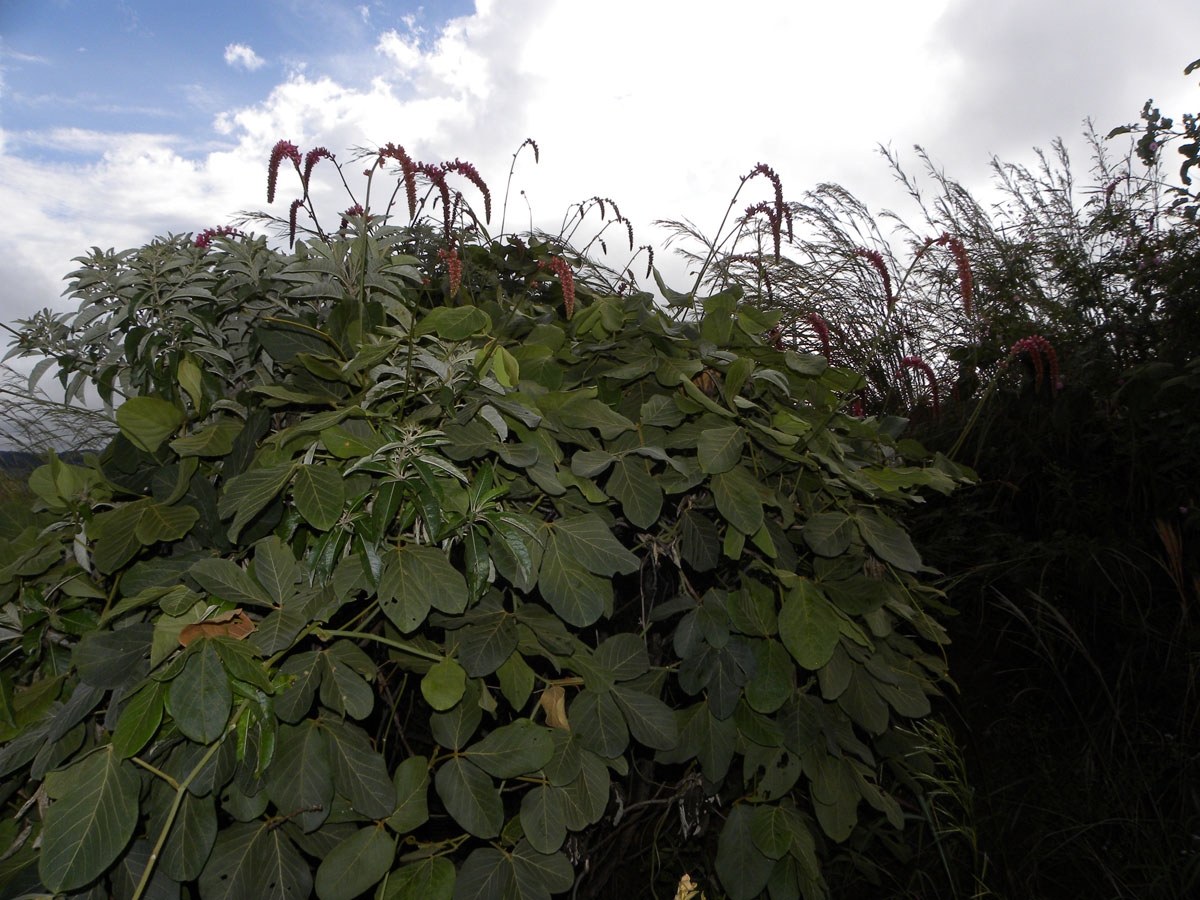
1009,335,1059,389
288,199,302,248
302,147,334,192
379,143,418,218
947,237,974,318
856,248,894,312
339,204,364,231
900,355,940,416
416,162,452,234
443,158,492,223
439,246,463,297
267,140,301,204
808,313,831,359
195,226,242,249
641,245,655,280
519,137,539,164
547,256,575,319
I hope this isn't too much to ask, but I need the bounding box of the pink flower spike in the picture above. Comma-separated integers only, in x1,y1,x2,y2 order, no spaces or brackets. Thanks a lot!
856,248,894,312
195,225,242,249
807,313,830,359
900,355,940,416
267,140,301,204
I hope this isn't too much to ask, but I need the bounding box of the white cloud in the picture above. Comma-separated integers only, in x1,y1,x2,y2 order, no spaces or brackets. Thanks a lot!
5,0,1200,331
224,43,265,71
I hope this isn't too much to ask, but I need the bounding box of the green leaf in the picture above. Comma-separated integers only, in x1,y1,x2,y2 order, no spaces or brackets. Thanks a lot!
314,826,394,900
266,720,332,833
551,396,636,439
744,639,794,714
189,557,274,608
520,785,568,854
417,305,492,340
778,581,841,671
570,449,615,478
381,857,455,900
171,419,243,457
422,658,467,711
324,718,396,818
117,396,185,452
711,465,765,535
387,756,430,834
219,465,295,542
435,757,503,838
167,640,232,744
112,681,164,758
715,805,774,900
73,624,152,688
512,841,575,897
252,536,301,606
199,821,313,900
549,514,639,576
496,652,535,710
463,719,554,778
538,534,611,628
320,648,375,719
679,509,720,572
293,464,346,531
150,788,217,881
39,748,139,893
452,847,514,900
697,426,747,474
802,512,856,557
855,511,922,572
570,689,629,757
135,502,199,545
605,457,663,528
594,633,649,681
612,685,678,750
379,544,469,633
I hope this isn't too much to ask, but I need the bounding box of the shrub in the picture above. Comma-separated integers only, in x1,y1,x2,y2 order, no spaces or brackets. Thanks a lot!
0,144,968,900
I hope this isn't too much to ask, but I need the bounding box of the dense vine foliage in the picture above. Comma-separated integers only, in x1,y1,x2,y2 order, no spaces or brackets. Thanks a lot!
0,148,969,900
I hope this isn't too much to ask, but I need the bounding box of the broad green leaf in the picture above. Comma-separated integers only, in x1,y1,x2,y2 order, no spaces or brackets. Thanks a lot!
570,449,615,478
855,511,922,572
715,805,774,900
435,757,503,838
711,465,765,535
452,847,514,900
39,748,139,893
749,804,793,860
135,502,199,545
520,784,568,854
463,719,554,778
496,652,535,710
219,465,295,541
512,841,575,897
744,639,794,714
549,514,639,576
381,857,455,900
640,393,685,427
252,536,301,606
171,419,243,457
116,396,185,452
551,396,636,439
697,426,747,474
803,511,856,557
73,623,152,688
324,719,396,817
199,821,313,900
266,720,333,833
314,826,394,900
320,649,374,719
150,788,217,881
379,544,468,633
111,838,181,900
612,685,678,750
594,633,649,682
293,463,345,531
570,689,629,758
559,751,610,828
605,456,663,528
778,581,841,671
422,658,467,711
429,682,483,750
387,755,430,834
417,305,492,340
189,557,274,608
167,640,232,744
538,534,611,628
112,681,164,758
679,509,720,572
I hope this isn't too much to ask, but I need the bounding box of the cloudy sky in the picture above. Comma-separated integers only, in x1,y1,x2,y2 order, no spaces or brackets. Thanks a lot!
1,0,1199,336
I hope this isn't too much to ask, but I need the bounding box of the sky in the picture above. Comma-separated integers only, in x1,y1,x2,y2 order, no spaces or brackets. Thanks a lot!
2,0,1199,348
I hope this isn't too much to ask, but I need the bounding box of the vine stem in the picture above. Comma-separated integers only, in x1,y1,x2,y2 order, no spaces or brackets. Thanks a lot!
129,704,245,900
315,627,443,662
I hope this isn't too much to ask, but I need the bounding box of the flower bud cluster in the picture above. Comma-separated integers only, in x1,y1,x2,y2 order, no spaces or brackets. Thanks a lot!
900,355,940,416
194,226,242,249
438,246,463,297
